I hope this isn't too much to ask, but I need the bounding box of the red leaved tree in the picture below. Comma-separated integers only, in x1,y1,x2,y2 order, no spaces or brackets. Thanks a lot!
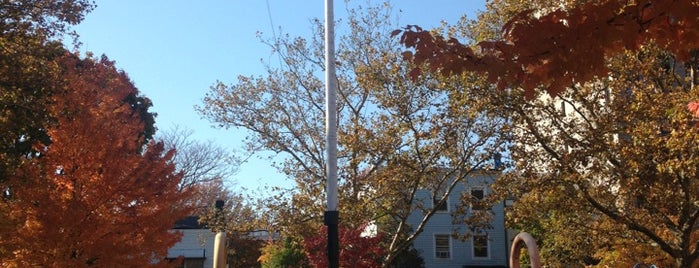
303,224,385,268
1,53,192,267
397,0,699,98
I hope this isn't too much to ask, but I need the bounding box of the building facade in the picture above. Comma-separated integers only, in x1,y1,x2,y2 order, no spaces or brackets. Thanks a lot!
167,216,216,268
407,172,512,268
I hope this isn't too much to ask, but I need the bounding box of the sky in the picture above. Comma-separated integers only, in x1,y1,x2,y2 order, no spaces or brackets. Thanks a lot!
71,0,486,193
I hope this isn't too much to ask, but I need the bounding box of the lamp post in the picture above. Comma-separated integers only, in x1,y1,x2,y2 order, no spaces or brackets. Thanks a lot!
213,200,227,268
324,0,339,267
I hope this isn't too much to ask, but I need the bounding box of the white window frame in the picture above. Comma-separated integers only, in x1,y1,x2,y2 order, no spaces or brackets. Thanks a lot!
472,233,490,259
434,234,451,259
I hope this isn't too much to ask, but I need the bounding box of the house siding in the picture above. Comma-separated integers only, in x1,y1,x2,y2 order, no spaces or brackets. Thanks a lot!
168,229,216,268
408,172,509,268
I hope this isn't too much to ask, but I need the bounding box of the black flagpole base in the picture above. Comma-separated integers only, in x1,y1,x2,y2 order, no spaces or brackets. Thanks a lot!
324,210,339,268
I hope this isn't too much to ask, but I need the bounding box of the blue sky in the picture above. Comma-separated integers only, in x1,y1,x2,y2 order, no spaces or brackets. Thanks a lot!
72,0,486,193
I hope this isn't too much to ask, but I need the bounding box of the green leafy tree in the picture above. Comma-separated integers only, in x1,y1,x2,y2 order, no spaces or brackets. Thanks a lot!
259,237,309,268
198,2,507,266
0,0,95,180
0,0,94,38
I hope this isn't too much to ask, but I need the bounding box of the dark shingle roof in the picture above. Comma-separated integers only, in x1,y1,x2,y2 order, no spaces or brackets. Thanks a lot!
173,216,207,229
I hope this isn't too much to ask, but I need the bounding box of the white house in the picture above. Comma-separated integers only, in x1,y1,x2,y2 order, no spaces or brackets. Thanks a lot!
167,216,216,268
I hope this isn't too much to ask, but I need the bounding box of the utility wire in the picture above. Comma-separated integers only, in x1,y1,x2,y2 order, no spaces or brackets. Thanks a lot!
265,0,284,68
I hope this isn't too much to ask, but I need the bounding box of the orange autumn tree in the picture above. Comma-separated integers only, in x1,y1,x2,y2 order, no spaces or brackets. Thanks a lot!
1,53,192,267
396,0,699,98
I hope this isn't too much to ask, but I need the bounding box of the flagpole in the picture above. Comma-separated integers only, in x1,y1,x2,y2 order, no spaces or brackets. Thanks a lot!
324,0,339,267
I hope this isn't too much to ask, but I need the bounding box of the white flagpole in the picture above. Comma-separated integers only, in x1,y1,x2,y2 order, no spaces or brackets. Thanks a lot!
324,0,339,267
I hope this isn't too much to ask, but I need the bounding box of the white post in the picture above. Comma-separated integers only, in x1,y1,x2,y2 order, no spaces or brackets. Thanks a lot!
325,0,338,213
212,200,227,268
213,231,226,268
324,0,339,267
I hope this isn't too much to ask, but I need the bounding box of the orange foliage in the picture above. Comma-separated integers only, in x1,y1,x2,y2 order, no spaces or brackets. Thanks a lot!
397,0,699,98
0,54,192,267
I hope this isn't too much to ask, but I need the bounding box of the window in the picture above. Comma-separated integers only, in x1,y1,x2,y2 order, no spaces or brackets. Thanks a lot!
470,187,485,211
434,234,451,259
473,234,489,258
433,194,447,211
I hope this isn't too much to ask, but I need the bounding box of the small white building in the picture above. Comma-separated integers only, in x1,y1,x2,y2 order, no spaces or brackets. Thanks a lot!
167,216,216,268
